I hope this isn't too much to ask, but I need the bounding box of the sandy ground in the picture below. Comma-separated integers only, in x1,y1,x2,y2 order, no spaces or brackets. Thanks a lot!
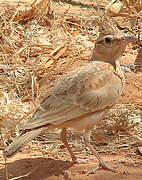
1,151,142,180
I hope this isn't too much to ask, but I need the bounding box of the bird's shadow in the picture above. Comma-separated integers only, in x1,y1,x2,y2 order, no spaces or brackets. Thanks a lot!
0,157,74,180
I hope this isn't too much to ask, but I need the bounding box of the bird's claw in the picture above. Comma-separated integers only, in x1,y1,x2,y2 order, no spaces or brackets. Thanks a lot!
87,162,116,176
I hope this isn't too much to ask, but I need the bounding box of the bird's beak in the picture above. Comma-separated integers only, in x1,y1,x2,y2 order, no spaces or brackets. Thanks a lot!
124,36,137,43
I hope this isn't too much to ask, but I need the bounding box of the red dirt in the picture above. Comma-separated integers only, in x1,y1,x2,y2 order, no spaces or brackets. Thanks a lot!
1,152,142,180
120,48,142,104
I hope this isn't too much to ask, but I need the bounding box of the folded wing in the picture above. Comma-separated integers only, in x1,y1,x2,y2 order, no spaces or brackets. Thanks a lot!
22,61,122,130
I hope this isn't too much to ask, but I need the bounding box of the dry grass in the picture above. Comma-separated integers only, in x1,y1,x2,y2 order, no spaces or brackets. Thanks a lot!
0,1,141,179
0,0,94,131
0,1,96,179
0,1,107,155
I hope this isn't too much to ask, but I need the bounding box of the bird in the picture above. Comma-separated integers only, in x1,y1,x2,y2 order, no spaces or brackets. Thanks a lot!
5,25,137,174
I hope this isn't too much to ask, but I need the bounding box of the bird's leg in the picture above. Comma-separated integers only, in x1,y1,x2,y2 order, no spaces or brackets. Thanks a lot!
60,128,77,163
83,130,116,175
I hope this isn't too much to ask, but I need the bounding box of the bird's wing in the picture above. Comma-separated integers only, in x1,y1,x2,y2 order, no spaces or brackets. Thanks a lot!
22,61,122,130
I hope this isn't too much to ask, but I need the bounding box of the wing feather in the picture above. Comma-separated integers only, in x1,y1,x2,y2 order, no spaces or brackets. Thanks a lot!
22,61,122,130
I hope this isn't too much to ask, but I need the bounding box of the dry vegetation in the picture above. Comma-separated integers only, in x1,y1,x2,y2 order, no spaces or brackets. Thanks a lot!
0,0,96,131
0,0,142,179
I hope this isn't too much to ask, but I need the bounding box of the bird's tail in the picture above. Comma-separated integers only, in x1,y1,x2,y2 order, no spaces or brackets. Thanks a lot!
5,127,46,158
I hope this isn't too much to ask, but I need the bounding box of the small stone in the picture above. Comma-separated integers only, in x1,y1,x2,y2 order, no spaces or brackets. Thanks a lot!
123,170,129,175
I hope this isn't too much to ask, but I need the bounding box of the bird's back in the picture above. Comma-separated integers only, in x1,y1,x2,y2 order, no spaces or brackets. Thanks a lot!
22,60,124,131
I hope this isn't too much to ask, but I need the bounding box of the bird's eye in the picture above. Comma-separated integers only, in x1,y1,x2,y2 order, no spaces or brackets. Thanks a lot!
122,37,125,41
105,37,111,43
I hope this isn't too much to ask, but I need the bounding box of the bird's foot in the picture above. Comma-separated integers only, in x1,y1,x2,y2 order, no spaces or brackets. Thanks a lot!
86,161,116,175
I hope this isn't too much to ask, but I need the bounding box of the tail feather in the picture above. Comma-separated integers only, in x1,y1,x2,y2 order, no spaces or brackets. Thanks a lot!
5,127,46,158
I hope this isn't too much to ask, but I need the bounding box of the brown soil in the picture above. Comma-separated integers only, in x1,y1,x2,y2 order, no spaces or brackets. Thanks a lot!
1,152,142,180
119,47,142,104
0,0,142,180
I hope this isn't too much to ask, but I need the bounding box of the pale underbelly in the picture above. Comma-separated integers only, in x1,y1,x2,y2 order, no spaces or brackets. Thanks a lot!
49,109,108,131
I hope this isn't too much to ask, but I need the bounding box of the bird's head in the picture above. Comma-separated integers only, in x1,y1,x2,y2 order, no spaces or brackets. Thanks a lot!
91,34,137,63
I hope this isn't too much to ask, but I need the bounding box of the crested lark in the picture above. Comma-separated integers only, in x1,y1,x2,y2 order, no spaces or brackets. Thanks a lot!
5,26,136,173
